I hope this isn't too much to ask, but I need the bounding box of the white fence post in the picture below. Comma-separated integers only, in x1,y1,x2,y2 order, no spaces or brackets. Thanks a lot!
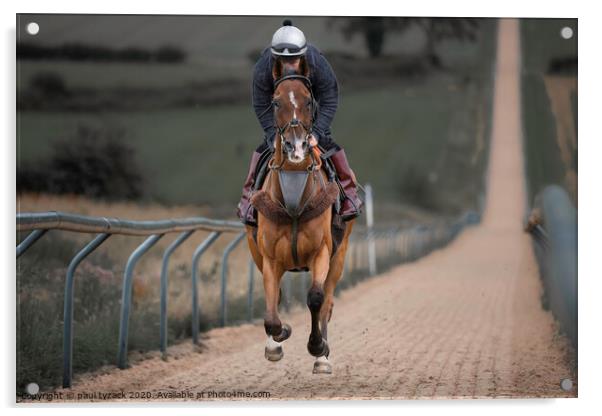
365,183,377,276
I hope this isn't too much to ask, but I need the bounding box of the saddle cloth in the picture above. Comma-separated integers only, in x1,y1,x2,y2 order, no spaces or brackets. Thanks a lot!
249,152,347,267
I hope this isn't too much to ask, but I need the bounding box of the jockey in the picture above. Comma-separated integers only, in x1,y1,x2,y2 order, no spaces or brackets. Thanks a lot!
237,20,363,226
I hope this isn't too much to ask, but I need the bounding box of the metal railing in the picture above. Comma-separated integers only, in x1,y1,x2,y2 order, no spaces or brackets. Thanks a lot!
17,200,479,389
526,185,577,353
17,211,244,388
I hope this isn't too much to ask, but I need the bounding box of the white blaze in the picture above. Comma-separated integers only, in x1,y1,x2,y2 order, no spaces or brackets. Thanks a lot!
288,91,298,108
293,136,304,161
289,91,298,119
286,90,305,163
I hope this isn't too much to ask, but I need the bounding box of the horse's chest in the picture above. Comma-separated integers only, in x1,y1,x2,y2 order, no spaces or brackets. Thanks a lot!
258,224,324,262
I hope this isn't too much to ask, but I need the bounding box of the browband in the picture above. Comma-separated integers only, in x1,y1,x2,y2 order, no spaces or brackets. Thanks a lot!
274,74,313,90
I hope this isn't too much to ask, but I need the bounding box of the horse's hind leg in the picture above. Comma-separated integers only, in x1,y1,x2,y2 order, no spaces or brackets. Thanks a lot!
262,260,291,361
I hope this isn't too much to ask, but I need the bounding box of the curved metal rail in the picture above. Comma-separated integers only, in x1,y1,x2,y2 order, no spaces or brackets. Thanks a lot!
17,211,243,235
526,185,577,352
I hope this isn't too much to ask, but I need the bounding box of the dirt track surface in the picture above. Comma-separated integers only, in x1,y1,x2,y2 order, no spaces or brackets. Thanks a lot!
48,19,575,401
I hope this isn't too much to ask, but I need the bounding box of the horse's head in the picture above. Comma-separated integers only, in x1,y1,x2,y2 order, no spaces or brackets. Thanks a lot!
272,58,314,165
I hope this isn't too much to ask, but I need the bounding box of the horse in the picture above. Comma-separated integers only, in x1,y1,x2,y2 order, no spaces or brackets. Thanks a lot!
245,59,355,374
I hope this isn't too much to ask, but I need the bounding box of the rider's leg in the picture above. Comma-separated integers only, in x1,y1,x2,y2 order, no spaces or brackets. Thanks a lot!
319,137,363,221
237,141,270,226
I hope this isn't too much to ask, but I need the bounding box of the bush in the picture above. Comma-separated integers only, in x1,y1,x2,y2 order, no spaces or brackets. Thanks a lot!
17,124,145,201
394,164,437,210
155,46,186,63
117,47,153,62
29,72,69,97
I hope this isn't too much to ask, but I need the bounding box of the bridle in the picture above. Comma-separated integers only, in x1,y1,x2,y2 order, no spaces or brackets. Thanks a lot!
271,74,316,157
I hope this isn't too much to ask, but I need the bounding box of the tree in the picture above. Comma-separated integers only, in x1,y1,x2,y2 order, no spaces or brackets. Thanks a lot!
331,17,480,65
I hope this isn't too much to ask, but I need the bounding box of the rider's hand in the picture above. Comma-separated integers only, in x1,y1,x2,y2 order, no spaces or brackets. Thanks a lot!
308,134,318,148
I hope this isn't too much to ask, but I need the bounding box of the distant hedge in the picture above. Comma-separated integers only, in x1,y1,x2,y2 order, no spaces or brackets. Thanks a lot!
17,42,187,63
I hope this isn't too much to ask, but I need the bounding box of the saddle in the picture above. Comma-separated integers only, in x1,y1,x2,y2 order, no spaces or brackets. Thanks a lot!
249,147,347,269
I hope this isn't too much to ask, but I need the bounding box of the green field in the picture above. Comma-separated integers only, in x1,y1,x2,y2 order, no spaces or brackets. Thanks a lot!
520,18,577,205
17,60,248,90
17,18,497,217
18,70,492,217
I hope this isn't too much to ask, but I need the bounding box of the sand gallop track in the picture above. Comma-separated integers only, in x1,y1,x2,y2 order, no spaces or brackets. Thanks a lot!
54,19,576,401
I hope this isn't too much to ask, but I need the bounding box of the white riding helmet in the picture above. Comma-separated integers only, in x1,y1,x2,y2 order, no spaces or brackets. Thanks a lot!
271,20,307,57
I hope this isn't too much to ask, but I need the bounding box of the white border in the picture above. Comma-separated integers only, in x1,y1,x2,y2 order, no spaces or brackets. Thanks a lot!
2,1,600,415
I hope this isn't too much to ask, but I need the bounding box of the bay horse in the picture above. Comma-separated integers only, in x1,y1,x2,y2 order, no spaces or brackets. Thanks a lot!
245,59,354,374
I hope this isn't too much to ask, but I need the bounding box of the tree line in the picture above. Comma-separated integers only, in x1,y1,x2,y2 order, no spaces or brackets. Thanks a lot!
17,42,187,63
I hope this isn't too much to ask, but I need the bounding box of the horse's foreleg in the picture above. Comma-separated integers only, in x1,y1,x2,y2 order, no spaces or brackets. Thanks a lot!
319,223,352,340
314,220,354,374
307,244,330,358
245,226,263,273
262,260,291,361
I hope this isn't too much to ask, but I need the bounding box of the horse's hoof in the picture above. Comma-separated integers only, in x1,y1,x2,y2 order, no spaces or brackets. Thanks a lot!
313,356,332,374
264,345,284,361
307,338,329,357
273,323,292,342
265,335,284,361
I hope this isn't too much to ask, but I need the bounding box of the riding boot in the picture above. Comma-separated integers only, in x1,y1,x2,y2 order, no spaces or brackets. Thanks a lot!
236,151,262,226
329,148,363,220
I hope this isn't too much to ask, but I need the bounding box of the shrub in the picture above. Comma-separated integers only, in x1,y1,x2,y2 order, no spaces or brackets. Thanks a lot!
155,46,186,63
17,124,145,201
29,72,69,98
394,164,437,210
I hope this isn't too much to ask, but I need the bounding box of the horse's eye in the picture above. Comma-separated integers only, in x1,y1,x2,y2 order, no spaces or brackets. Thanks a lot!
273,100,280,109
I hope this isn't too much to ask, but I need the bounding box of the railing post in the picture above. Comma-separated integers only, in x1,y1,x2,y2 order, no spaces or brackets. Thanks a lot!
160,230,194,358
220,232,246,327
62,233,110,388
16,229,48,258
301,270,310,299
283,272,292,313
118,234,163,369
191,231,221,345
365,183,376,276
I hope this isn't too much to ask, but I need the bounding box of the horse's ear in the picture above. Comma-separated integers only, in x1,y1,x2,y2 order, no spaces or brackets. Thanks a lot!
300,57,310,78
272,59,283,81
300,56,310,78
